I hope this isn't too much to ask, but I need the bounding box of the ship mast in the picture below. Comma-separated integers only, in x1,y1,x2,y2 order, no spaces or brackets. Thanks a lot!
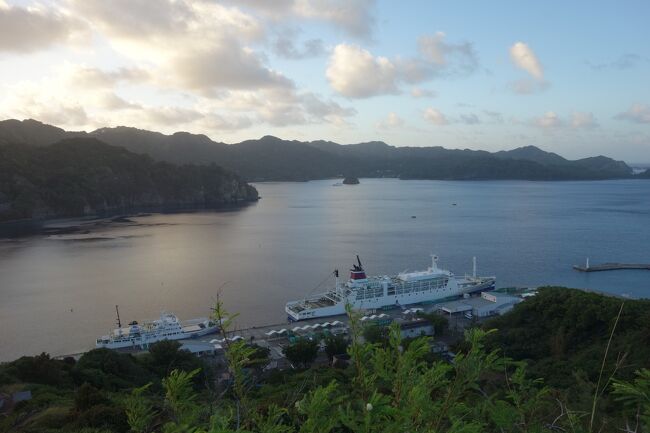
430,254,438,270
115,305,122,328
473,257,477,279
334,269,340,296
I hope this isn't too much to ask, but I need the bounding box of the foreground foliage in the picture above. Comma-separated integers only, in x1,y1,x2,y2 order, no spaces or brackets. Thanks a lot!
2,288,650,432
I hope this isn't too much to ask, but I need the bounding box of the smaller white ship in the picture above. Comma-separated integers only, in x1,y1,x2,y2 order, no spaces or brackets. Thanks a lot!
96,307,219,349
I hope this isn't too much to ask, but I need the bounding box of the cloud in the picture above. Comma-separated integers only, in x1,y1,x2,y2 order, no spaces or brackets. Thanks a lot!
67,0,289,93
328,33,478,98
273,36,325,59
200,114,253,131
326,44,398,98
69,0,264,43
615,103,650,124
377,112,404,129
170,39,293,93
204,88,356,127
292,0,377,39
417,32,478,74
225,0,377,39
509,42,543,79
0,80,88,127
0,2,88,53
97,92,142,110
60,65,150,88
587,54,647,71
509,42,548,94
0,61,354,134
396,33,478,84
140,106,204,125
570,112,598,129
483,110,504,123
533,111,562,129
423,108,448,125
410,87,437,98
460,113,480,125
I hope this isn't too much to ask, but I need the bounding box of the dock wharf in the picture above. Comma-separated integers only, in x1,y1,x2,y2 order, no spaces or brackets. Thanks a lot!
573,260,650,273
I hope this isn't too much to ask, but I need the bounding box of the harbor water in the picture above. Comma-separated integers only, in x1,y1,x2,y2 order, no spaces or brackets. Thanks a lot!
1,178,649,361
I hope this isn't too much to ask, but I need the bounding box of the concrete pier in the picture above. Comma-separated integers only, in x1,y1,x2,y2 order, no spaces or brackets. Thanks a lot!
573,262,650,272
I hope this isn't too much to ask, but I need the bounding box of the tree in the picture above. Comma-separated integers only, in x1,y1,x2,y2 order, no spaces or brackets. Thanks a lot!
10,352,70,386
324,334,349,360
283,338,319,368
244,344,270,369
362,324,389,345
417,311,449,336
73,348,152,390
125,384,157,433
74,382,107,412
144,339,203,378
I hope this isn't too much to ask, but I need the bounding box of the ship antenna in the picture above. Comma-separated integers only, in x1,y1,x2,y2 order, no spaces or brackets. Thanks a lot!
115,305,122,328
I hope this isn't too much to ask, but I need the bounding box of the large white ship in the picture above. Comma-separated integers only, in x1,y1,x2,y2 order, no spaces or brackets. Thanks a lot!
286,255,495,321
96,310,219,349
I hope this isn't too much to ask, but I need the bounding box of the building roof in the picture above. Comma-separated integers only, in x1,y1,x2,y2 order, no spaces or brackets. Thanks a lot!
180,342,218,353
439,300,473,313
11,391,32,403
439,292,522,313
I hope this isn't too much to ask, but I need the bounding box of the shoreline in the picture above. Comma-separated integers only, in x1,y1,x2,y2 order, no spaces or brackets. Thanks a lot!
0,201,258,238
0,285,640,363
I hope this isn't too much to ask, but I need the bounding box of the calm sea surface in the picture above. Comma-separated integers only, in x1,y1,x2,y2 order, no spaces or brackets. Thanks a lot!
1,179,650,361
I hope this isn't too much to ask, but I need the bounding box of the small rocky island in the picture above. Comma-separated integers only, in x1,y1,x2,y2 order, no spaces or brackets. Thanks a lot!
342,176,360,185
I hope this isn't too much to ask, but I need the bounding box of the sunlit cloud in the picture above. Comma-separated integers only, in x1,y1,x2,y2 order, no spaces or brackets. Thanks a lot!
377,112,404,129
615,103,650,124
0,1,89,53
570,112,598,129
509,42,548,94
327,32,478,98
410,87,437,98
423,107,449,125
532,111,562,129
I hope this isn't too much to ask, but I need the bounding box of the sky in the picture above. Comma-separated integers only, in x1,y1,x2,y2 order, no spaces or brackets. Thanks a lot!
1,0,649,162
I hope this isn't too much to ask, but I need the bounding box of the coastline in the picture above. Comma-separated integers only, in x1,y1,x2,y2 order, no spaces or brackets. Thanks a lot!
0,201,259,238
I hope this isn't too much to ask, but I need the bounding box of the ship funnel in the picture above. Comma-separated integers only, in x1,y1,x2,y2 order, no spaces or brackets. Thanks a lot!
350,255,367,281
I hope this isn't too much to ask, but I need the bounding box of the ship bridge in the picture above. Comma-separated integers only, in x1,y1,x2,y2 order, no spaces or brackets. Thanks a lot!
397,255,451,282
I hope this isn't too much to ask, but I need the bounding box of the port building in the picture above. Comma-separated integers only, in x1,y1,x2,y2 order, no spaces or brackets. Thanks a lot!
438,292,522,318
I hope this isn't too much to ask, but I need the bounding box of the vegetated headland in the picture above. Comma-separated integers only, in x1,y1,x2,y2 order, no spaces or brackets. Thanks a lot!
1,286,650,432
0,136,258,223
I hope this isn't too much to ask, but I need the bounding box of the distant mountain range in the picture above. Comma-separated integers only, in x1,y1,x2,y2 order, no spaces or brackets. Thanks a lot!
0,118,643,181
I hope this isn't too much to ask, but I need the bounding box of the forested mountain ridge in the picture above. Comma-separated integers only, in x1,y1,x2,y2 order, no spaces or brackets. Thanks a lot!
0,138,258,222
0,118,637,181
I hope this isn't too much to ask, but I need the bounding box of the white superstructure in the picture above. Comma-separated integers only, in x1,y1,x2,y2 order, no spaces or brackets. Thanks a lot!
285,255,495,321
96,311,219,349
